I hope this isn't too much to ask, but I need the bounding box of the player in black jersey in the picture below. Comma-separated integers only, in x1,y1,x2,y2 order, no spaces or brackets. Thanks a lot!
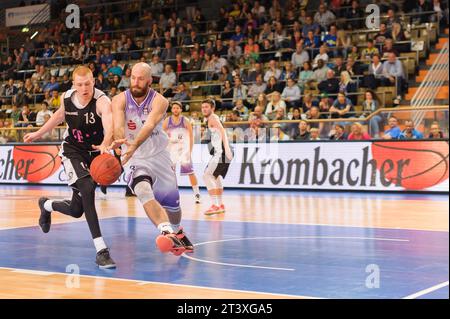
23,66,116,269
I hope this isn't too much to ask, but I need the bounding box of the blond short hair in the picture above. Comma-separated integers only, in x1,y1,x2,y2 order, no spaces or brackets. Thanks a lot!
72,66,93,80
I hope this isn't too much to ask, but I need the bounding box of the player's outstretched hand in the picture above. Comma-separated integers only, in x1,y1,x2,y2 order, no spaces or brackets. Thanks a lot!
23,132,40,143
92,144,109,154
108,138,129,150
121,142,137,166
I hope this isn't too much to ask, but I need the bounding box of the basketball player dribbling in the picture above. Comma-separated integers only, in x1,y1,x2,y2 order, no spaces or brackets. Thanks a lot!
23,66,116,269
163,101,201,204
201,99,233,215
109,62,193,255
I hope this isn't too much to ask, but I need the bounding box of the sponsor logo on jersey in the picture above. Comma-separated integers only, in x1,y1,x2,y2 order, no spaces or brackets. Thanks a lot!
65,111,78,116
127,120,137,130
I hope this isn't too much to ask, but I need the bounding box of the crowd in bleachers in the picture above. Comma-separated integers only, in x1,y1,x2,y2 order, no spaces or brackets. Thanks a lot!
0,0,448,143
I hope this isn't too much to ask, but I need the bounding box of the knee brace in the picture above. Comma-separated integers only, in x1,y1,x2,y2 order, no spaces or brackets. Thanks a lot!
203,172,218,190
134,181,155,205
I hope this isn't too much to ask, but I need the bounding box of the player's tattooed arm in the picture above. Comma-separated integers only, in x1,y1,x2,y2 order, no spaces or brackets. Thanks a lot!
23,92,66,143
93,95,113,154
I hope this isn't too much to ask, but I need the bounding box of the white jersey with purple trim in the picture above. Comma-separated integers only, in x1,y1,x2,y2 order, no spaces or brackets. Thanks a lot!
124,88,169,159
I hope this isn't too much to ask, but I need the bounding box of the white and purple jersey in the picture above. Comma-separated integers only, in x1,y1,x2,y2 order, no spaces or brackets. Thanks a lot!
124,88,169,159
167,116,189,149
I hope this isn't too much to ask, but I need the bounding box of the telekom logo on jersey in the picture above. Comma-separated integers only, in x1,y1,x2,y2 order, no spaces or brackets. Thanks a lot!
72,129,83,143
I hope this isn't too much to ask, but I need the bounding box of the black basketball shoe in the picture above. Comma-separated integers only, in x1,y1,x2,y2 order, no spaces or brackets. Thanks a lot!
38,197,52,233
96,248,116,269
176,228,194,253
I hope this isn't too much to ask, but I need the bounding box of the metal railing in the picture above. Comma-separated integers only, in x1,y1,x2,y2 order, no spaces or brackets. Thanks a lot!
411,41,449,128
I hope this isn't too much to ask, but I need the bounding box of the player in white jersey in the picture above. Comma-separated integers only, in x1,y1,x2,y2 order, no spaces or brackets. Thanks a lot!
109,62,193,255
163,101,201,204
201,99,233,215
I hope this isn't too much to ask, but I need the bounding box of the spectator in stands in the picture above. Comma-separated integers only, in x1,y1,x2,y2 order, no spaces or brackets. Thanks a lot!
9,104,21,126
248,74,267,99
233,99,249,120
400,120,424,139
318,69,340,96
289,30,303,50
42,76,60,93
232,76,248,105
298,61,314,92
160,40,177,62
304,30,321,51
15,78,34,106
185,50,204,82
31,65,50,84
264,59,282,82
35,101,53,126
16,104,36,127
312,59,330,84
291,42,310,70
333,56,346,76
220,80,234,110
301,93,318,114
1,56,16,80
374,23,392,44
361,39,380,61
59,73,72,92
382,116,402,139
244,37,260,62
382,38,400,59
232,25,245,45
246,62,263,83
108,86,118,99
95,73,110,91
391,22,407,42
294,120,310,140
273,22,288,49
364,54,384,89
41,43,55,66
309,128,321,141
339,71,357,98
329,124,348,140
110,74,121,89
280,62,297,81
413,0,434,24
383,52,406,102
266,91,286,119
40,114,58,141
264,76,283,96
347,46,360,62
271,123,291,141
49,90,60,110
227,39,242,63
324,26,338,55
159,64,176,97
249,105,269,122
348,122,371,140
108,60,123,77
1,79,17,105
345,56,361,76
259,38,276,63
281,78,301,109
314,4,336,31
345,0,364,30
171,83,189,109
318,93,332,115
428,121,445,139
174,53,187,78
302,15,320,38
330,92,355,118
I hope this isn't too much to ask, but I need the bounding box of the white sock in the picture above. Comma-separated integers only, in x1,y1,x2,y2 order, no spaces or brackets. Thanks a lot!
217,194,223,206
157,222,174,234
93,237,107,253
171,223,181,233
192,185,200,196
212,195,221,206
44,200,54,212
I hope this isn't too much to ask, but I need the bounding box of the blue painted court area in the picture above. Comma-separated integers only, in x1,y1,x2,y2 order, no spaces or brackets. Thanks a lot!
0,217,448,299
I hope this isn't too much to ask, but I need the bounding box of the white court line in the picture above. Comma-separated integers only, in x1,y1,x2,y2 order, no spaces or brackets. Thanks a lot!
0,266,316,299
0,216,120,231
403,281,449,299
181,236,410,271
11,269,55,276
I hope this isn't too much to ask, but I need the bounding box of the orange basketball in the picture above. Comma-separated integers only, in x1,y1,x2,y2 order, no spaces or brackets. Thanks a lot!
13,145,62,182
90,153,122,186
371,141,449,190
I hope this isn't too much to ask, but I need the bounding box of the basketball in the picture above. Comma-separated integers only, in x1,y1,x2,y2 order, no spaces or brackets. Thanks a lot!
372,141,449,190
12,145,62,183
90,153,122,186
